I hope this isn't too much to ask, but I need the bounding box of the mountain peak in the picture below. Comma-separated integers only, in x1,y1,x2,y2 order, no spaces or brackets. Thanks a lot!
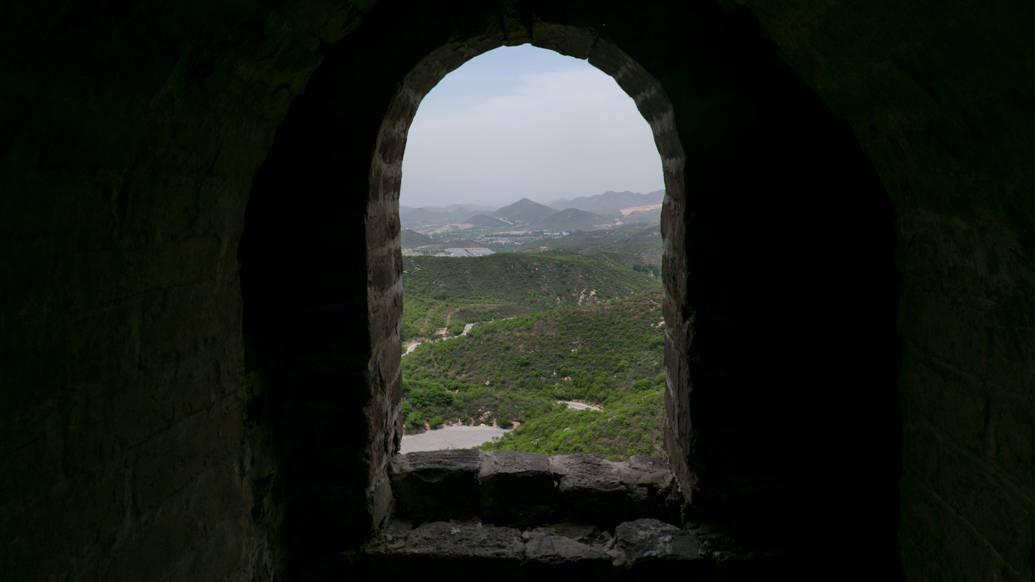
494,198,557,224
511,197,544,206
547,190,664,214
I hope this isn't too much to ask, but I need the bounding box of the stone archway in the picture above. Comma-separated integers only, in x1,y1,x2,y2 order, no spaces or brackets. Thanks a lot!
240,1,899,577
365,24,690,514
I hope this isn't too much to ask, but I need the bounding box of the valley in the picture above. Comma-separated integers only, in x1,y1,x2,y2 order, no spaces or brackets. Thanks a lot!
400,189,663,257
399,190,666,460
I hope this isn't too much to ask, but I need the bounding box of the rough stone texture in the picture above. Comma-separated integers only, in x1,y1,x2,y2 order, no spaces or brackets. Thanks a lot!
389,449,481,521
2,0,1032,580
732,2,1035,579
366,520,526,560
478,450,557,525
612,518,701,564
1,1,374,579
362,520,526,580
616,455,682,521
524,527,612,564
522,527,615,578
551,454,643,525
391,451,678,526
362,518,706,579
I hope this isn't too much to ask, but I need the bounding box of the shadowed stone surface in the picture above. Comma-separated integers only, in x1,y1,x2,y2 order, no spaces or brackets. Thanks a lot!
367,520,525,559
551,454,642,525
362,518,706,580
522,527,614,577
524,527,612,564
617,455,682,520
2,0,1031,579
612,518,700,564
478,450,556,525
361,521,525,580
389,449,481,521
391,451,679,527
612,518,709,577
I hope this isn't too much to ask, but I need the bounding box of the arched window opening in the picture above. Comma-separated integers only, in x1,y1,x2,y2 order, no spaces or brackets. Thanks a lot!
395,45,668,460
241,6,898,574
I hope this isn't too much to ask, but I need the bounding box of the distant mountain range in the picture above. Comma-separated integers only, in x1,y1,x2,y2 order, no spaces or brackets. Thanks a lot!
547,189,664,214
400,189,664,245
537,207,603,231
464,214,510,228
493,198,557,225
401,229,435,247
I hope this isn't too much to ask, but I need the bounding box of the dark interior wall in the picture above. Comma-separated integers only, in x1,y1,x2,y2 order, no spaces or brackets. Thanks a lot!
242,1,900,576
1,1,1032,581
622,4,901,557
738,2,1035,579
237,5,479,575
0,2,369,580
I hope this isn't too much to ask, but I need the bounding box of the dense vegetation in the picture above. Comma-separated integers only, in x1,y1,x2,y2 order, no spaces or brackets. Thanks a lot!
513,224,662,268
401,285,666,460
401,253,658,341
482,389,665,460
399,193,666,460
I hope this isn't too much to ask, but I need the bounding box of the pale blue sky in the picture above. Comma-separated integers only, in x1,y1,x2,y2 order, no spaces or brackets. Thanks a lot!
400,44,664,208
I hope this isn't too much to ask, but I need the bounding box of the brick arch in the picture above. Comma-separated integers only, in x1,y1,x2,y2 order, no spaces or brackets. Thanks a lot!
241,1,899,577
365,27,689,494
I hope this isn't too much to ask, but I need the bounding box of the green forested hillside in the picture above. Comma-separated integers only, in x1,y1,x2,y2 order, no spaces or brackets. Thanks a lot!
538,207,605,231
493,197,557,224
401,253,659,341
401,228,434,247
485,389,665,459
400,288,666,459
514,224,662,269
546,189,664,214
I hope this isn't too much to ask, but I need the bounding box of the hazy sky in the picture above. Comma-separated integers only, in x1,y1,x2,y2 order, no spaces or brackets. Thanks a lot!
400,44,664,208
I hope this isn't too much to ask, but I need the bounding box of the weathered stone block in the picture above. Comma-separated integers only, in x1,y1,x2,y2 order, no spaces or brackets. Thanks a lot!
530,22,595,59
611,518,704,574
405,521,523,559
616,455,682,522
390,450,481,521
363,520,525,579
550,454,633,525
478,450,557,524
523,527,613,577
524,527,610,563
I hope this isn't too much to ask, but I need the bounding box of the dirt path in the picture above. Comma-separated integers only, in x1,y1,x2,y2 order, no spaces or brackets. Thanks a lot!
558,400,604,411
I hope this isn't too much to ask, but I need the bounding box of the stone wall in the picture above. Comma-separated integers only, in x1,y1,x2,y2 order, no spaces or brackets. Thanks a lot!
240,0,902,575
0,2,369,579
1,1,1032,580
739,2,1035,579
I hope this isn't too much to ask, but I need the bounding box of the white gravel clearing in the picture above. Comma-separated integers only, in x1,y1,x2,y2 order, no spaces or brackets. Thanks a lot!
400,424,511,453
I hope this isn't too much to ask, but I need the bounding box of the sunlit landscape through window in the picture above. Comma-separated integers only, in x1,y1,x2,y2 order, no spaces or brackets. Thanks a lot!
398,44,668,460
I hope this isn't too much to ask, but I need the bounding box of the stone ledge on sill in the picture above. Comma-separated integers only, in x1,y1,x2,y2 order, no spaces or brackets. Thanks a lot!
361,517,708,578
389,450,681,526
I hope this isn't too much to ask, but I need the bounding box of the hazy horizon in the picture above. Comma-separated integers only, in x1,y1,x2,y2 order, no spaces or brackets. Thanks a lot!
400,44,664,208
399,188,664,211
